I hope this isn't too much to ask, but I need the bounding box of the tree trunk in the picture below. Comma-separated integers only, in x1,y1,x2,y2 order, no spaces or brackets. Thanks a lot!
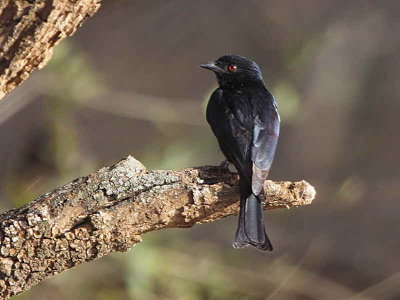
0,0,101,100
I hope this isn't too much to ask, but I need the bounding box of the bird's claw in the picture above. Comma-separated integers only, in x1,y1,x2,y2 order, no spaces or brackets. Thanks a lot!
219,160,230,170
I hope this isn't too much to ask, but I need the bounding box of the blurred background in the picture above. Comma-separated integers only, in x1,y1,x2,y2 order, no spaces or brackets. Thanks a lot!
1,1,399,299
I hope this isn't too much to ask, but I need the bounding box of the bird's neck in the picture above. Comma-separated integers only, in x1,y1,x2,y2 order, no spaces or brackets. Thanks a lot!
218,79,265,90
216,72,265,89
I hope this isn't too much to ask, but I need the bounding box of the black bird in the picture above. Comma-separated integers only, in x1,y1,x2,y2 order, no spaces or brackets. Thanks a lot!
201,55,280,251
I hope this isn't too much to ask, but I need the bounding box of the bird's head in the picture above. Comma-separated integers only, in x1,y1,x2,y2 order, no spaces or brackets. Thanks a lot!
200,55,264,89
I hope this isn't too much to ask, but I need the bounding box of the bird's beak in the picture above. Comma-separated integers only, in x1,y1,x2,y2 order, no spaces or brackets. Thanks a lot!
200,61,224,73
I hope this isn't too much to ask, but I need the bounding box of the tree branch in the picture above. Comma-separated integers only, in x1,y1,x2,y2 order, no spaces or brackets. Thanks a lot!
0,0,101,100
0,156,315,299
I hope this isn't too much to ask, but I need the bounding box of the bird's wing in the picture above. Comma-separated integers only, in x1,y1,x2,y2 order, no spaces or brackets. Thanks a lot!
206,90,253,180
251,100,280,195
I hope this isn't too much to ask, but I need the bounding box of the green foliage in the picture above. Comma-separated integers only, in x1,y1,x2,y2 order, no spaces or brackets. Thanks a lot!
273,82,301,123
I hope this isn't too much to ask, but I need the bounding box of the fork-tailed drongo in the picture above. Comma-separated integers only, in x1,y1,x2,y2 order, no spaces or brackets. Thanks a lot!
201,55,280,251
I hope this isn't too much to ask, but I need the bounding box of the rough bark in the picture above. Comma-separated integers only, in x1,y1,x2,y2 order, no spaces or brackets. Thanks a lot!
0,0,101,100
0,156,316,299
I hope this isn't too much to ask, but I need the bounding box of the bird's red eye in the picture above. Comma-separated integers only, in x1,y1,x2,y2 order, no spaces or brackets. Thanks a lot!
227,65,237,72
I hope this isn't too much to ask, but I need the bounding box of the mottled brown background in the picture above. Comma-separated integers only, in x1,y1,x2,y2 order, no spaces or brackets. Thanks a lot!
1,1,399,299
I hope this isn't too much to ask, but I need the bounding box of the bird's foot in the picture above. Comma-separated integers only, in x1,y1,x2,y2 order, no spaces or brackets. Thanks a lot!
219,160,230,170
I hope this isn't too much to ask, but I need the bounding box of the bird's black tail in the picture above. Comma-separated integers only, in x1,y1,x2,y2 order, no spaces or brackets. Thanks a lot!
233,191,273,251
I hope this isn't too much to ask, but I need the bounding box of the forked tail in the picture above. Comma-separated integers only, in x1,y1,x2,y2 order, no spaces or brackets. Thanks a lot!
233,193,273,251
